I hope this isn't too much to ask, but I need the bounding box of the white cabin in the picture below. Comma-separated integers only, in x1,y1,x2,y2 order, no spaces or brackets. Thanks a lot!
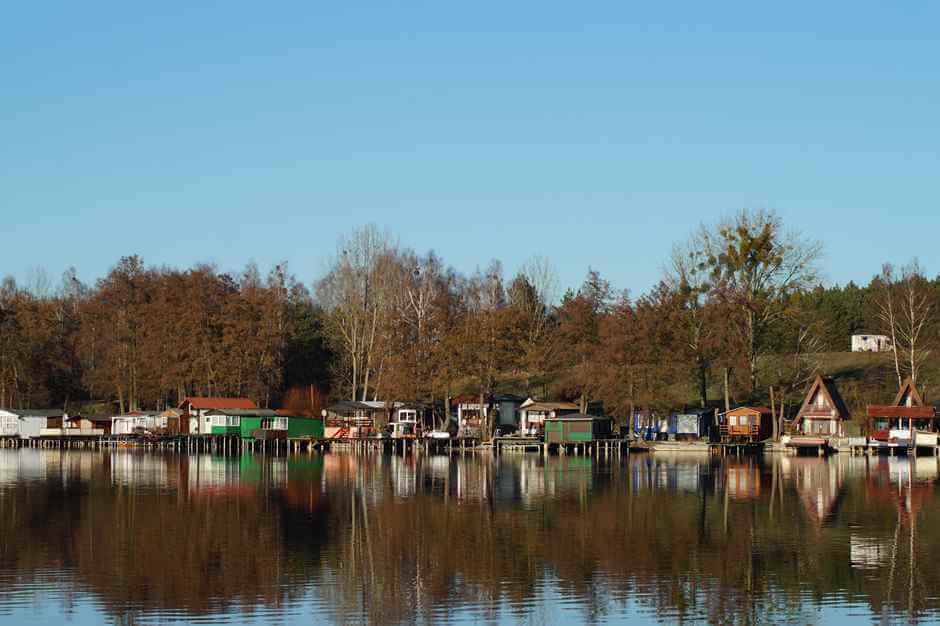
852,334,892,353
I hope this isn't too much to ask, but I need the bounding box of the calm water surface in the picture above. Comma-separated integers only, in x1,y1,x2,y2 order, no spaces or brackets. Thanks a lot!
0,448,938,624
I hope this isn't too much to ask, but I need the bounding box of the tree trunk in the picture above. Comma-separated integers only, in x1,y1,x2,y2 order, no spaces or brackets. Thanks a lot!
698,361,708,409
770,385,778,441
723,367,731,413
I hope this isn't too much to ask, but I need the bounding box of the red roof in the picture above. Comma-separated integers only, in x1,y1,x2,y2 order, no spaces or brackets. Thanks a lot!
179,397,258,410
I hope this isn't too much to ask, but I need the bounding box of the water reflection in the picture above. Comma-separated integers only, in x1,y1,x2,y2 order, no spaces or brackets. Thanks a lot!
0,449,939,623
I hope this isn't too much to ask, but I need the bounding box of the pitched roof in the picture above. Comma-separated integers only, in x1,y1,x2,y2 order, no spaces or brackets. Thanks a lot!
522,401,580,412
893,378,925,407
179,397,258,410
204,408,278,417
326,400,375,413
725,406,772,416
797,375,852,421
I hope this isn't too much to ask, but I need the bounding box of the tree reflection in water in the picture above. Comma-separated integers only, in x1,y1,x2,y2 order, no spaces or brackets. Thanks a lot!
0,449,939,624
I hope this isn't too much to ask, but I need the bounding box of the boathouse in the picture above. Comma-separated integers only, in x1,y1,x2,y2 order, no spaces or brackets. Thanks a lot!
0,410,70,439
111,411,166,436
866,379,937,447
179,397,259,435
518,399,580,437
201,408,278,437
543,414,613,444
323,401,376,438
670,408,715,441
790,375,851,449
718,407,773,443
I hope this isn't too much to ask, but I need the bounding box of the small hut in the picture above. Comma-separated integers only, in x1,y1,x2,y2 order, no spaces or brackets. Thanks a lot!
718,407,773,443
543,414,613,444
790,375,851,448
670,408,715,441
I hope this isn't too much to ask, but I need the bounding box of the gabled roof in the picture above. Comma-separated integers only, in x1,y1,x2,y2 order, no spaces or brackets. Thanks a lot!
205,408,278,417
179,397,258,410
893,378,925,407
522,401,580,412
725,406,772,416
797,375,852,421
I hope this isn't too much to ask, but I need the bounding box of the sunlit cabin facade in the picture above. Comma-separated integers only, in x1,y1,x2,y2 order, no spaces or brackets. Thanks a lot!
323,401,376,438
867,379,938,446
179,397,259,435
518,399,580,437
718,407,773,443
790,375,851,448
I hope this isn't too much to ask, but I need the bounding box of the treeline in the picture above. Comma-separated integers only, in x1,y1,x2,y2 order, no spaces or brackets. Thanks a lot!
0,257,328,412
1,210,938,420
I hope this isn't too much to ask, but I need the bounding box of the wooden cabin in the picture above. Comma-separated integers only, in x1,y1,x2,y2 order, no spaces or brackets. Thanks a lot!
179,397,259,435
718,407,773,443
543,414,613,444
268,410,325,440
201,408,278,438
867,379,937,444
323,401,376,438
518,399,580,437
111,411,164,436
790,375,851,448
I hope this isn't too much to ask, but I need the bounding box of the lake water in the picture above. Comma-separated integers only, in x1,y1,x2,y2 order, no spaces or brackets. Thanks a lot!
0,448,938,624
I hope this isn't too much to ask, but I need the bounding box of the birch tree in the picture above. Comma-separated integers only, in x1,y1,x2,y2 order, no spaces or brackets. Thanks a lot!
316,225,399,401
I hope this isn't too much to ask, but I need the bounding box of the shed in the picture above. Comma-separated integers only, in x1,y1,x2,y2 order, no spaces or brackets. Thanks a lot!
8,410,69,438
543,414,613,444
670,408,715,440
719,407,773,443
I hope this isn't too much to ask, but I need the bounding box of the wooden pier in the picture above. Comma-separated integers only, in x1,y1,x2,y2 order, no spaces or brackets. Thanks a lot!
0,432,633,458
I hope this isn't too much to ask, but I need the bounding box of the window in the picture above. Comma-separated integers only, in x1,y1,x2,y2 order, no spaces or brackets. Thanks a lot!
273,417,288,430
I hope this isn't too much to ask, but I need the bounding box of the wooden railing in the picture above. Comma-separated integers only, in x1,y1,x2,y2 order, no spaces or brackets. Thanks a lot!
719,424,759,437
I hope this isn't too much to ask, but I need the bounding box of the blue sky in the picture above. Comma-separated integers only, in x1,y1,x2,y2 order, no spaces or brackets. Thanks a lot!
3,1,939,296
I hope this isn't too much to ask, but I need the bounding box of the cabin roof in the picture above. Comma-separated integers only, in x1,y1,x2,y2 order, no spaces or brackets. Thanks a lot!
797,375,852,421
523,401,580,412
544,413,609,422
725,406,772,416
179,397,258,410
326,400,375,412
205,408,278,417
893,378,925,407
